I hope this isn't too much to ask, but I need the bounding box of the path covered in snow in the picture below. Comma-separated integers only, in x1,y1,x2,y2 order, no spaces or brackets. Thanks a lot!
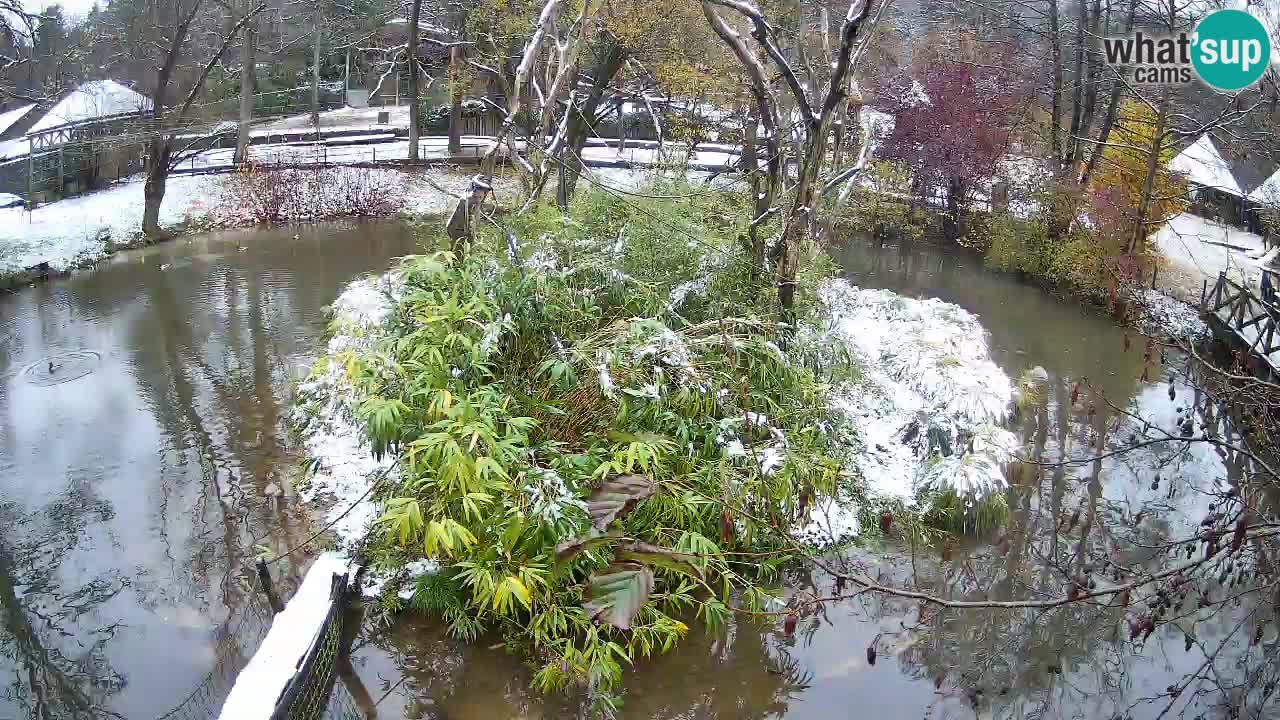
1152,212,1267,303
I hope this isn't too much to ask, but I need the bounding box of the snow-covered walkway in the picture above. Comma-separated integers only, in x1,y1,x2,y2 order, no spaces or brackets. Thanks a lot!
1152,213,1268,303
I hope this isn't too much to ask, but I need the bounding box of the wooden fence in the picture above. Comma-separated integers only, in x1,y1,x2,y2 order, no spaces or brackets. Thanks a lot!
1202,272,1279,374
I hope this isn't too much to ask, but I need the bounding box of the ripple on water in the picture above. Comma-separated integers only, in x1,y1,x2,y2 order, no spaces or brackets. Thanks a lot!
20,350,101,386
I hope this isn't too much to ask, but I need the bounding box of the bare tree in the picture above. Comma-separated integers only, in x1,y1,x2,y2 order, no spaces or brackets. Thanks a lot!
128,0,265,238
703,0,877,315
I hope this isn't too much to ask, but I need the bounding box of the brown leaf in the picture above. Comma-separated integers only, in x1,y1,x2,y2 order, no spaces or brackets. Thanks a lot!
586,474,656,532
616,542,703,578
554,529,617,563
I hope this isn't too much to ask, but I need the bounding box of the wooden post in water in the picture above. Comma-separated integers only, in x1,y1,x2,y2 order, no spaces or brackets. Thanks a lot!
257,558,284,613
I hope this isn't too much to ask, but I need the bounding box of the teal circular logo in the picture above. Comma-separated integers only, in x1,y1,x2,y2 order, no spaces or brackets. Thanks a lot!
1192,9,1272,90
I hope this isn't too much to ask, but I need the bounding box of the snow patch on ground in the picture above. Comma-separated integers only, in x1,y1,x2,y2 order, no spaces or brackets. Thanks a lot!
1152,212,1265,302
216,552,351,720
0,174,219,275
0,169,511,279
1131,288,1210,342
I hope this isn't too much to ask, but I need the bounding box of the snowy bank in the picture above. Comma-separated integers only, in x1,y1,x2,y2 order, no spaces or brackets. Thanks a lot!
217,552,351,720
1131,288,1210,342
0,168,511,281
290,274,403,557
794,281,1017,545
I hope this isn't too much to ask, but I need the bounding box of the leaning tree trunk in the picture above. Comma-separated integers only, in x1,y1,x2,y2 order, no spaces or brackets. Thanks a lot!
234,16,256,164
407,0,423,161
556,39,626,208
142,136,172,239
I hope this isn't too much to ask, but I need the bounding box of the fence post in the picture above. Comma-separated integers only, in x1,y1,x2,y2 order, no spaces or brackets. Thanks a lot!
257,559,284,614
26,149,34,206
1201,278,1208,309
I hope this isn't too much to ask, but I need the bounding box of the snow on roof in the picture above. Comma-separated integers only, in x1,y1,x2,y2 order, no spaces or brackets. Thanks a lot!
1250,166,1280,206
27,80,152,134
1170,135,1243,197
0,104,36,136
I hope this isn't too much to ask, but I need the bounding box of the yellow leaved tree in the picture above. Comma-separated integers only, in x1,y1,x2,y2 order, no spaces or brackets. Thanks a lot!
1090,99,1188,257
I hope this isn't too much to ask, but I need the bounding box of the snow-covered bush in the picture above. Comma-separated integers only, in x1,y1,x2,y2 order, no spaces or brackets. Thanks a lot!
812,280,1016,514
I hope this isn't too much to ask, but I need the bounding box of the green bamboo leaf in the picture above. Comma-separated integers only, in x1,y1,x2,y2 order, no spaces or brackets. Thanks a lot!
582,562,654,631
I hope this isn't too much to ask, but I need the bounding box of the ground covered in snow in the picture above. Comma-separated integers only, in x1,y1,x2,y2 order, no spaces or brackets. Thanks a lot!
0,168,512,282
1152,212,1266,303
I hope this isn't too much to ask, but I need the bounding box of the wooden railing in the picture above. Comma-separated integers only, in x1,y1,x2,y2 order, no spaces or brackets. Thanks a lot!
1202,272,1280,371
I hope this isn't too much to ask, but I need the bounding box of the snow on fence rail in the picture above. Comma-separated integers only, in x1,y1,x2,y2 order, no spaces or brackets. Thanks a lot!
217,552,359,720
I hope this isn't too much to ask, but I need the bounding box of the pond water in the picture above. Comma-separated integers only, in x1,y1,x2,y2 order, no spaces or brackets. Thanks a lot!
343,237,1270,719
0,220,419,719
0,223,1267,720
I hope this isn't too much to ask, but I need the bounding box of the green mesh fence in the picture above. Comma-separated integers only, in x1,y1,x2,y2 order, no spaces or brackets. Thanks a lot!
269,573,365,720
153,568,368,720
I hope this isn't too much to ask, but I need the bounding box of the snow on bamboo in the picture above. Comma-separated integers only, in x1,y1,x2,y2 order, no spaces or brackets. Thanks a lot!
793,280,1018,544
290,274,403,557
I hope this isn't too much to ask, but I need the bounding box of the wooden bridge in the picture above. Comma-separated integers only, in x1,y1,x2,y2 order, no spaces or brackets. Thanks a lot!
1201,272,1280,376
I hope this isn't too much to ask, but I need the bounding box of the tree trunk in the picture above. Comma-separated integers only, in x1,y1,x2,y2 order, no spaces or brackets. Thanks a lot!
1128,96,1169,257
407,0,423,161
310,2,321,134
943,177,963,243
1048,0,1064,167
741,103,766,274
234,15,256,164
555,39,626,207
448,46,462,154
142,136,172,239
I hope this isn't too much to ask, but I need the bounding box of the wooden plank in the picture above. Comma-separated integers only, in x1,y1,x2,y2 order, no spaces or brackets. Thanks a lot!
1238,311,1272,330
1211,289,1243,313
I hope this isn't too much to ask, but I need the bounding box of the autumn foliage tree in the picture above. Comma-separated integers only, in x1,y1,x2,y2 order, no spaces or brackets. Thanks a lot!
1089,99,1188,257
879,55,1022,242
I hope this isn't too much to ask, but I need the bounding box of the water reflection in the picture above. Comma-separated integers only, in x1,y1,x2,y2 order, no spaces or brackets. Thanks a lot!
0,220,419,718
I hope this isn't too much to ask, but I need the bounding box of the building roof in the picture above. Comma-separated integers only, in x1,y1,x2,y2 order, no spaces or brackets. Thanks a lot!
1170,134,1244,197
27,80,152,135
0,104,37,137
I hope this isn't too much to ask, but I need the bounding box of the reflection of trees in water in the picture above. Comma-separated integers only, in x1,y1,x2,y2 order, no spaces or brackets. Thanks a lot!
367,612,809,720
857,367,1280,719
0,492,127,719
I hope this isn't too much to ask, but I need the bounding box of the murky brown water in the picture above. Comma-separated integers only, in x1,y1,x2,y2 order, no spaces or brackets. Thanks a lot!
0,220,419,719
1,225,1269,720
